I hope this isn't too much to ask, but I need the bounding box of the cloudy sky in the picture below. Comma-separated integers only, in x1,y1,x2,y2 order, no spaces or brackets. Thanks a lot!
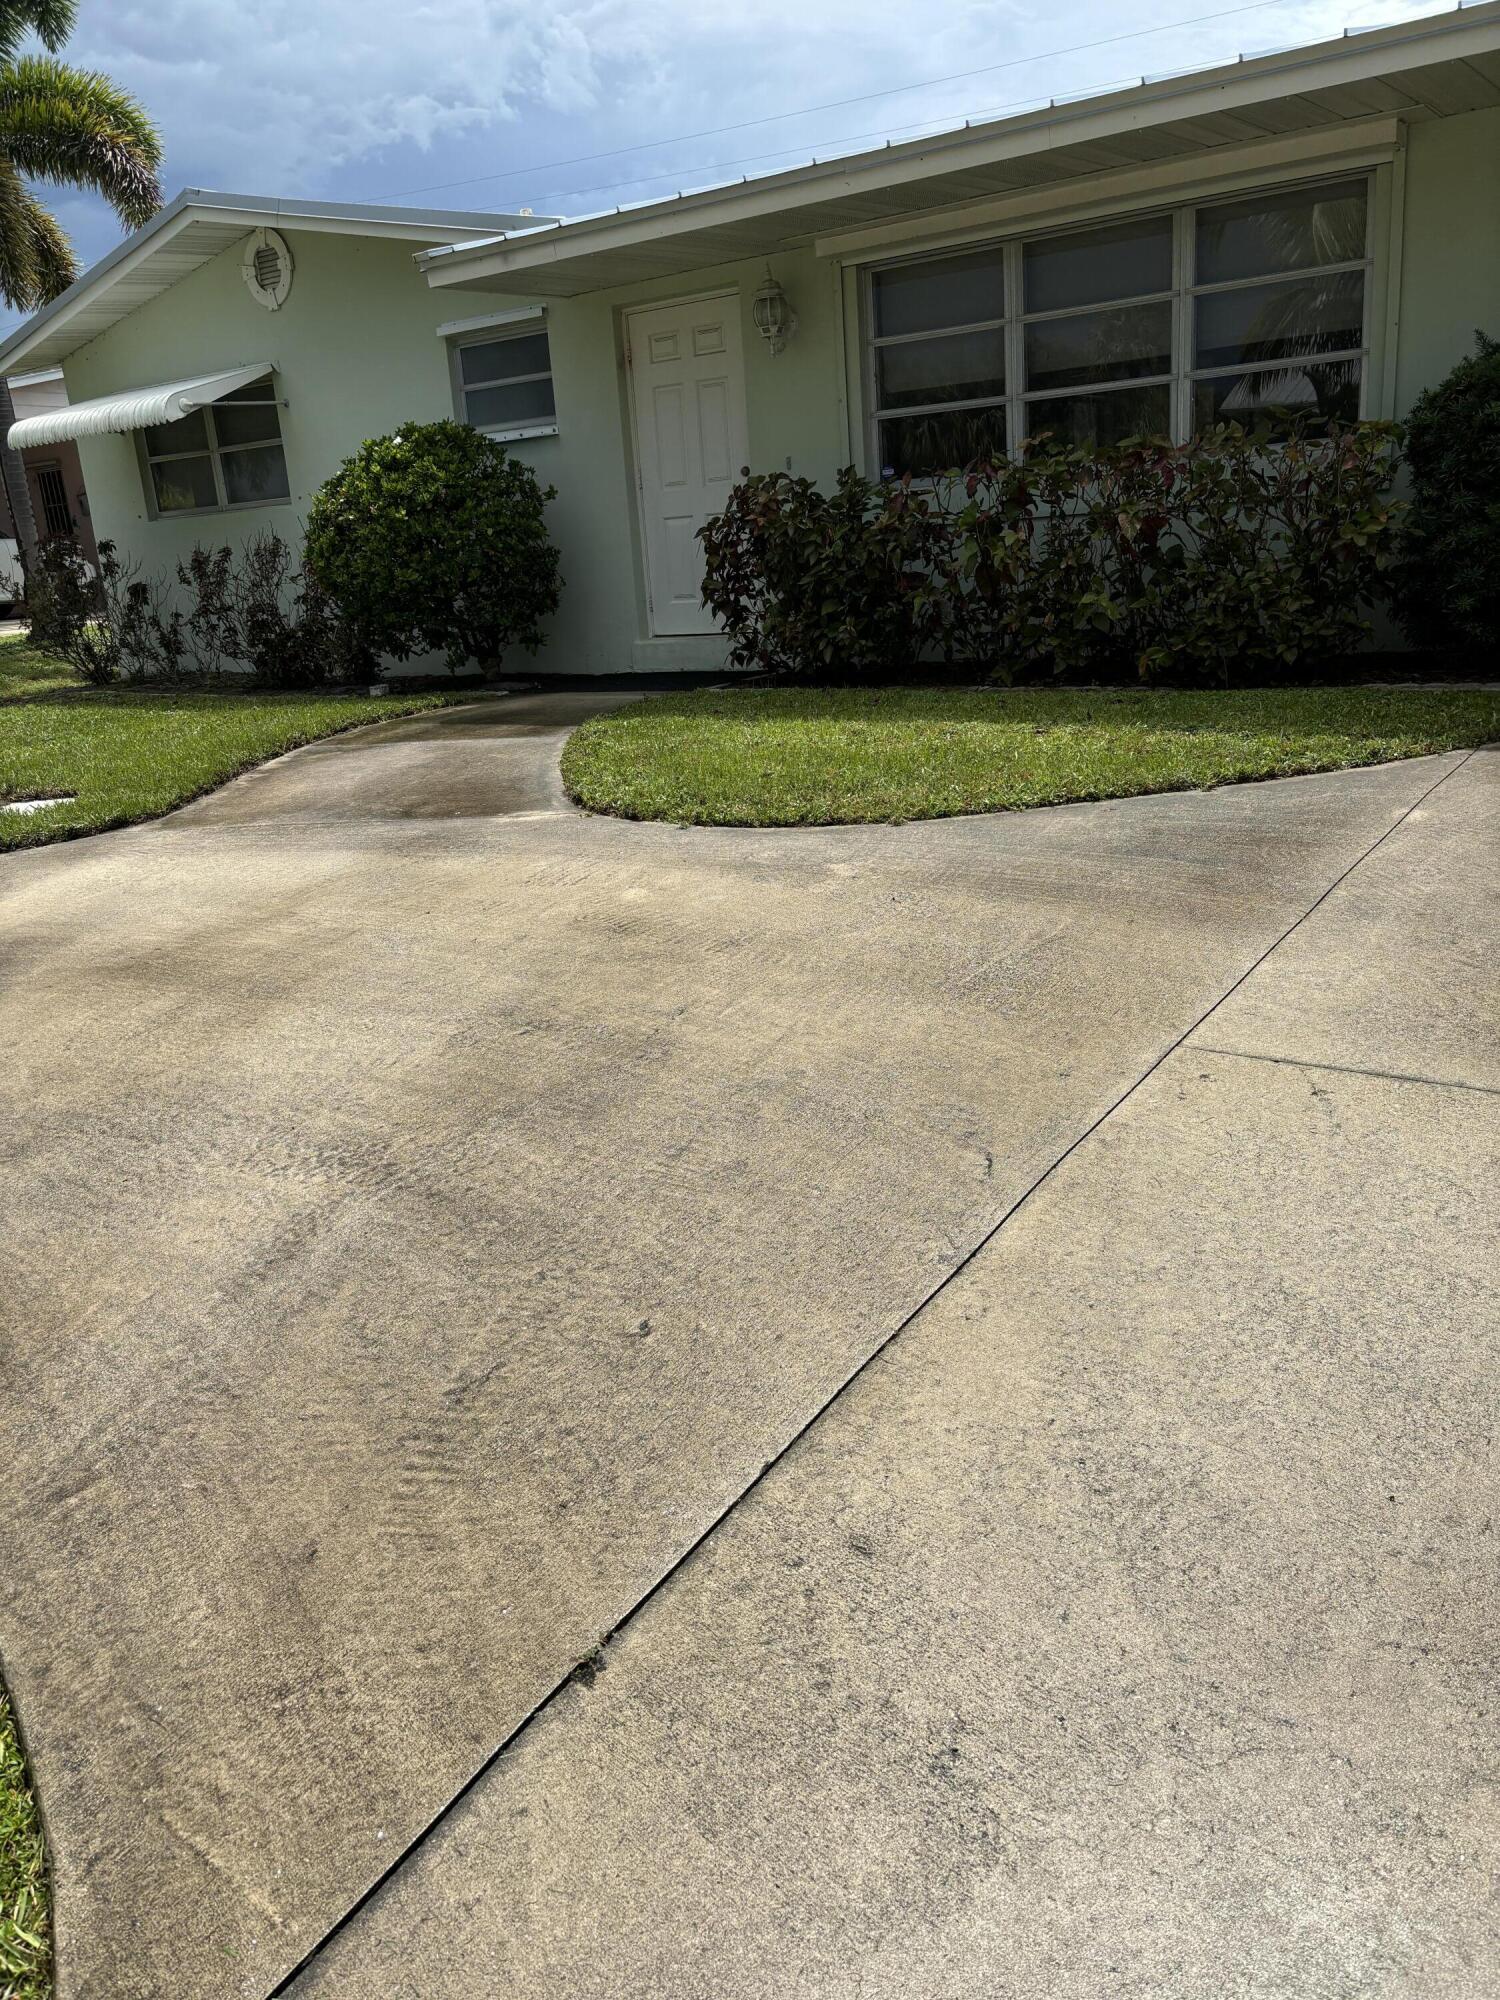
19,0,1450,324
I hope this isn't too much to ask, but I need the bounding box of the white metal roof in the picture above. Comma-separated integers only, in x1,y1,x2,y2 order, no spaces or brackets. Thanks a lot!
421,0,1500,296
6,364,272,448
0,192,553,379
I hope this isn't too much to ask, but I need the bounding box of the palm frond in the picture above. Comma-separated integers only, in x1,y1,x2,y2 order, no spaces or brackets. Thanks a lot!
0,53,163,229
0,157,79,308
0,154,40,307
20,178,73,295
0,0,75,64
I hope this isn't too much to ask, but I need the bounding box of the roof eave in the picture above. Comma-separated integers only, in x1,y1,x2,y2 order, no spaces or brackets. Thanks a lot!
0,191,554,379
0,193,202,379
420,0,1500,295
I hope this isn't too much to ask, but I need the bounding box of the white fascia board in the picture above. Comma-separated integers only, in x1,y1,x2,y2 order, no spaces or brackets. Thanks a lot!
0,205,204,375
420,6,1500,290
815,117,1404,261
173,202,491,245
179,190,548,237
421,221,576,264
435,304,548,337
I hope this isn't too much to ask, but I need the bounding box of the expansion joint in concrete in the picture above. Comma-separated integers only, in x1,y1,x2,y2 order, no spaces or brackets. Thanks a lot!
268,744,1477,2000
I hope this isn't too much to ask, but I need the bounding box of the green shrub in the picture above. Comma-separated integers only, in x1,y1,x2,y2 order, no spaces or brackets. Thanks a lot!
19,535,101,655
698,466,949,679
1394,331,1500,650
938,440,1177,677
303,419,561,673
948,420,1403,684
700,421,1403,685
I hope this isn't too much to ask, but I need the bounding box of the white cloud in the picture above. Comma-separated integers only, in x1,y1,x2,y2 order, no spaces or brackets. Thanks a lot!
76,1,603,184
71,0,1449,216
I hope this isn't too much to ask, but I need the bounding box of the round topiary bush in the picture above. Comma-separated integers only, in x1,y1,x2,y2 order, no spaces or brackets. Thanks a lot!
1395,331,1500,651
303,419,561,672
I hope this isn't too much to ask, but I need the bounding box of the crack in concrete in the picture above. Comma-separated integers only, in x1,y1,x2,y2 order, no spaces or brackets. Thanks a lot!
1192,1045,1500,1097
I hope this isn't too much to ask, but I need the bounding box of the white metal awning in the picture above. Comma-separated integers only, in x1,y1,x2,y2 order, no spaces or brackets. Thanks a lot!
6,364,272,448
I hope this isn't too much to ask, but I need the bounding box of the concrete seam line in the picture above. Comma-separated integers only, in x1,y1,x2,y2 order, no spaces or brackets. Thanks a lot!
265,745,1476,2000
1193,1045,1500,1097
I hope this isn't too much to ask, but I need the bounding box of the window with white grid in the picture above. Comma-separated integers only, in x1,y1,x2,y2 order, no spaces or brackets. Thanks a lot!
868,176,1371,476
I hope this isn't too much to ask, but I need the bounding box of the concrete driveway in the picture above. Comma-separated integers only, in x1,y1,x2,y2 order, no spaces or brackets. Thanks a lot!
0,699,1493,1999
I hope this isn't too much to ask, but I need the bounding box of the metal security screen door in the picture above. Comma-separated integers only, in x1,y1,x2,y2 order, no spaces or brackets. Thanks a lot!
34,462,72,537
627,294,748,637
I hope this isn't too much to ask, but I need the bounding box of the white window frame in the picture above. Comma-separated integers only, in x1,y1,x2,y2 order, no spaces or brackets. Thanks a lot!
863,171,1375,473
1183,189,1371,435
137,377,290,520
869,278,1009,474
446,307,558,442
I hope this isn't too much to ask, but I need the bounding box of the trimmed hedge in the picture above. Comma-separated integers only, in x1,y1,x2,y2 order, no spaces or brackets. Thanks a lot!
699,420,1405,686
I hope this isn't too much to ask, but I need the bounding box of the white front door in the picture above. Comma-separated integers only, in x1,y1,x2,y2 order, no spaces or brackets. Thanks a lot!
627,294,749,637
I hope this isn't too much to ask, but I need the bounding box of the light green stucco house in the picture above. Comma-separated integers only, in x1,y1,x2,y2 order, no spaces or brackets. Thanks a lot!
3,4,1499,677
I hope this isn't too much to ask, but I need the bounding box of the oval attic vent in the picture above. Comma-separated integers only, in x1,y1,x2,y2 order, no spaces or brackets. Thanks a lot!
242,227,293,311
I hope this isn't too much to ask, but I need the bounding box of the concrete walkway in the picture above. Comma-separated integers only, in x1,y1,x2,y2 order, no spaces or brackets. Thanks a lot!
0,701,1493,1998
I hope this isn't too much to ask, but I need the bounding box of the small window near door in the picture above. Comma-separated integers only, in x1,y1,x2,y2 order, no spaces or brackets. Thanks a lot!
451,323,557,440
140,377,289,516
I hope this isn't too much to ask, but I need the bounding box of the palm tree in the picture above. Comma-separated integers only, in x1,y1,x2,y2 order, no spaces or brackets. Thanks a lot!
0,0,161,562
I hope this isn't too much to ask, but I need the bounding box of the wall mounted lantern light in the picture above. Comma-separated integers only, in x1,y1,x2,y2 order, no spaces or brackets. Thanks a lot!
752,267,794,355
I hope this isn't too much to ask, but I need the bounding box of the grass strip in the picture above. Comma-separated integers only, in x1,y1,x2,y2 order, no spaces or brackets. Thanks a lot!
562,684,1500,827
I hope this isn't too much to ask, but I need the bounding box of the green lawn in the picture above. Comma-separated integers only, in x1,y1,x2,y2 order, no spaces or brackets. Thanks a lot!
0,1688,49,2000
561,684,1500,827
0,639,465,850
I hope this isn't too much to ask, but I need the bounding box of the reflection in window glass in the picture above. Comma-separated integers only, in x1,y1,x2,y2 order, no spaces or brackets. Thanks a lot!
1021,384,1171,450
150,454,219,513
876,328,1006,410
872,246,1005,338
1192,359,1361,433
879,405,1007,477
1195,179,1366,284
1025,301,1172,393
221,445,291,506
1023,215,1173,315
1194,269,1365,371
